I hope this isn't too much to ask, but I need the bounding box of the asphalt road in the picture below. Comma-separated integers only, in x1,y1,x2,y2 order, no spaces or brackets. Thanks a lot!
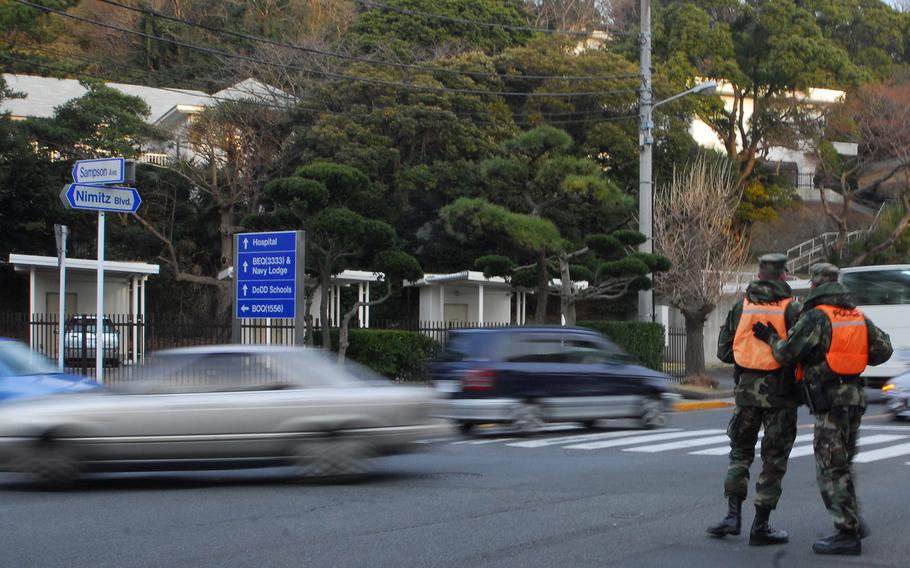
3,401,909,568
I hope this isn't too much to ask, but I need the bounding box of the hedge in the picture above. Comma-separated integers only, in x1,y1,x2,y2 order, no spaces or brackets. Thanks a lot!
317,328,439,382
576,320,664,371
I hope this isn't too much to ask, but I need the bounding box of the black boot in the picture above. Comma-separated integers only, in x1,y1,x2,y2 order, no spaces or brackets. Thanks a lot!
813,529,861,555
706,496,742,537
749,505,789,546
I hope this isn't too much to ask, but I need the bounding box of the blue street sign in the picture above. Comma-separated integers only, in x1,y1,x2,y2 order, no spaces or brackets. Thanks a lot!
72,157,125,185
236,231,298,319
60,183,142,213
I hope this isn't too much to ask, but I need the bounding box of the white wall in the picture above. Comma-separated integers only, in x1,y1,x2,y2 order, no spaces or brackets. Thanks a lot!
418,285,513,323
33,271,132,314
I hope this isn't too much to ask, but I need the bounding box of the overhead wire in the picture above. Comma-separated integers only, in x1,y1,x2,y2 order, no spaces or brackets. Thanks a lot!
15,0,637,99
3,43,638,123
94,0,638,83
0,53,639,127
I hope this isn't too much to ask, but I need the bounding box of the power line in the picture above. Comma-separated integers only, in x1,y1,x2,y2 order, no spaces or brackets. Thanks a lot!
5,43,637,122
1,53,639,127
16,0,636,99
94,0,638,83
353,0,591,36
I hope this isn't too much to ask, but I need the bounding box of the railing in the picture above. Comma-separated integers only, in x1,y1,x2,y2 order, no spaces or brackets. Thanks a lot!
663,327,686,380
138,152,173,166
786,231,866,274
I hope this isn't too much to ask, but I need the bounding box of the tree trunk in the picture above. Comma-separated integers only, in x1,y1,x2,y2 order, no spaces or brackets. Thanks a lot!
682,310,708,378
534,248,549,323
338,307,356,365
319,270,332,351
219,204,233,268
558,255,575,325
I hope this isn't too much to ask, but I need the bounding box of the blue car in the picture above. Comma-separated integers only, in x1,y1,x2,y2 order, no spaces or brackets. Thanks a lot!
429,326,678,434
0,338,100,402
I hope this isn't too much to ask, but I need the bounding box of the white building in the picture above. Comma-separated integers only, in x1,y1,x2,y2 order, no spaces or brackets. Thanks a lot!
1,73,292,165
688,81,858,199
407,271,529,325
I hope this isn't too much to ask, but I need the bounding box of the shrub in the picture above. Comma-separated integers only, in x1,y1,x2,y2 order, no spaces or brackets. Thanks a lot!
576,320,664,371
317,328,439,381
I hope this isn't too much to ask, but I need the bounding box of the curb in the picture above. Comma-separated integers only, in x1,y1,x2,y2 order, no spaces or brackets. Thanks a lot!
673,388,735,401
673,400,735,412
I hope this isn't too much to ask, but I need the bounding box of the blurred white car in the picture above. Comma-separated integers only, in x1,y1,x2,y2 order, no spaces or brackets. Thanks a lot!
0,346,448,483
883,372,910,420
62,316,120,368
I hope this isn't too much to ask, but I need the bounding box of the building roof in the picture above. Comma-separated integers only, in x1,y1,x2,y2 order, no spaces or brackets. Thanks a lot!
2,73,210,123
8,254,160,277
1,74,292,126
407,271,511,288
219,266,383,284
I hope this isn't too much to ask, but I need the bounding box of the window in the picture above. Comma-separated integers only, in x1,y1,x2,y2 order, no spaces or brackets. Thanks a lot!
505,336,569,363
842,270,910,306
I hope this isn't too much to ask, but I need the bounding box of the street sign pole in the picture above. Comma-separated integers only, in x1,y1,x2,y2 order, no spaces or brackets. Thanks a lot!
231,233,241,344
54,224,68,371
294,230,306,346
96,211,105,384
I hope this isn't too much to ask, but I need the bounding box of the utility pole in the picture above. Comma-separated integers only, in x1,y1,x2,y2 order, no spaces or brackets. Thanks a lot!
638,0,654,322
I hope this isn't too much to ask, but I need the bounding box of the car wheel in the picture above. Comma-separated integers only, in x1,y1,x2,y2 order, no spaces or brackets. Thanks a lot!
12,440,82,485
510,402,544,434
294,437,374,479
457,422,476,435
639,397,666,429
581,420,598,429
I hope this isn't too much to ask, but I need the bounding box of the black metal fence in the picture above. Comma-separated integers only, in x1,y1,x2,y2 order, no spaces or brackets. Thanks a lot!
2,312,688,379
663,327,687,379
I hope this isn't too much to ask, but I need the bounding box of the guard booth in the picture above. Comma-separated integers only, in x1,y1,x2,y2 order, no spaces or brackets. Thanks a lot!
8,254,159,369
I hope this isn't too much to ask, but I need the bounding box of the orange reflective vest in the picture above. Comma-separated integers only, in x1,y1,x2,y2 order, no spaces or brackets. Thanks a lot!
817,304,868,376
733,298,792,371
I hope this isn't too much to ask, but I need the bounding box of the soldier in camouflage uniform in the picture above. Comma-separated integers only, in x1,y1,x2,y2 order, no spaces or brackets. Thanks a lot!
708,254,800,546
753,263,893,556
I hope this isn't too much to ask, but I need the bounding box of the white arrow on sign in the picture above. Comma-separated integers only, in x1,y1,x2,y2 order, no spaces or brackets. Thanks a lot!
243,237,249,250
242,261,249,273
240,305,249,313
242,284,248,296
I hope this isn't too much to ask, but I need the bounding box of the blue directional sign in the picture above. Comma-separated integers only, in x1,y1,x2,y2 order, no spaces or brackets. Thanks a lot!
60,183,142,213
72,157,125,185
236,231,298,319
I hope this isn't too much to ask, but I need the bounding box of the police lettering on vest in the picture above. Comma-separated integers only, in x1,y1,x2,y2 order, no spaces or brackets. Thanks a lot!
817,305,868,376
733,298,792,371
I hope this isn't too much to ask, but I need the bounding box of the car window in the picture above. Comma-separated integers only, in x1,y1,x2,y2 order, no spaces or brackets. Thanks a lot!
842,270,910,306
505,336,569,363
438,332,499,362
118,350,367,393
0,341,59,376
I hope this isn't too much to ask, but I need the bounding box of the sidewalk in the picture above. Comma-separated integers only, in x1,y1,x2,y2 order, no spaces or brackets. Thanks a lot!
671,365,736,411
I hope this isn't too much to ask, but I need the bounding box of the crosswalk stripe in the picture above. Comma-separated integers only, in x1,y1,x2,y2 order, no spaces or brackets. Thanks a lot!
853,439,910,463
688,433,813,456
413,437,455,444
566,429,725,450
789,434,908,459
452,437,517,445
506,429,681,449
857,425,910,432
624,435,730,453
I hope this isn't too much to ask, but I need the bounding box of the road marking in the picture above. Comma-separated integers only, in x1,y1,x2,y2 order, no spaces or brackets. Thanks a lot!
853,439,910,463
413,437,456,444
857,425,910,432
452,437,517,445
566,429,724,450
789,435,908,459
506,429,681,449
624,434,730,453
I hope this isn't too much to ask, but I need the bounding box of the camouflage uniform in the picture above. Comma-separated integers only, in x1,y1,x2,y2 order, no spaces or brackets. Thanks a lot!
716,278,801,509
768,281,893,534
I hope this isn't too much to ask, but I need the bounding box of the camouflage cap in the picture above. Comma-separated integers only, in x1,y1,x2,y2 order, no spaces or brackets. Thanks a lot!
758,253,789,281
809,262,839,286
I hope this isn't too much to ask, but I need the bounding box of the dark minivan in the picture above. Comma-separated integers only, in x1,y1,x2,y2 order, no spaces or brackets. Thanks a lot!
429,326,677,434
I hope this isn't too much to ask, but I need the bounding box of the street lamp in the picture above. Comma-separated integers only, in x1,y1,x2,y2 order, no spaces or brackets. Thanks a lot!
636,11,717,327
